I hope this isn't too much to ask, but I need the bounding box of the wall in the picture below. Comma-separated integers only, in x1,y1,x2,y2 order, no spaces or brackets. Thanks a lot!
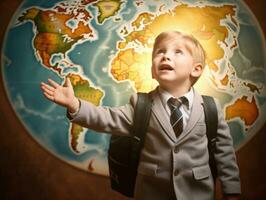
0,0,265,199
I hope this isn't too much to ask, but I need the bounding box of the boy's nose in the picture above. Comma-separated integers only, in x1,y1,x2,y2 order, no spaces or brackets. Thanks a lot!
162,54,171,61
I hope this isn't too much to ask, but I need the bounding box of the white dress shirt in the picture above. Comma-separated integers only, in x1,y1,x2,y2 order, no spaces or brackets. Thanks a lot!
159,87,194,130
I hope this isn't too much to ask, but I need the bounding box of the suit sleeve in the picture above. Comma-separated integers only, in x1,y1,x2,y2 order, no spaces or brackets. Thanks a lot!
214,99,241,194
66,94,138,136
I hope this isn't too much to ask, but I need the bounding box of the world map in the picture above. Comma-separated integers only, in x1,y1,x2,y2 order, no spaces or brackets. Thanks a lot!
2,0,266,175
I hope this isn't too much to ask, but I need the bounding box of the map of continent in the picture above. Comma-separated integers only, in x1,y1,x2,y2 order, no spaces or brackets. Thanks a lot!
16,0,124,156
17,0,123,75
68,73,104,153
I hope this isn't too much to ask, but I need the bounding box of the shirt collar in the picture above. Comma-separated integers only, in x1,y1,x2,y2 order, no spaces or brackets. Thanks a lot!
159,87,194,110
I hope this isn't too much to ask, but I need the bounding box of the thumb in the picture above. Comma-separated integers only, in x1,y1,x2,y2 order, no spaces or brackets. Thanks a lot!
64,77,72,88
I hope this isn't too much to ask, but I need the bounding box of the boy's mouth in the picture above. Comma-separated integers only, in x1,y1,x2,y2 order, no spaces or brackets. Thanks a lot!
159,64,174,71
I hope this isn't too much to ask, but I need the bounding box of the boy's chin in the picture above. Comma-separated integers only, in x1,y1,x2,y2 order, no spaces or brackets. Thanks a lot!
155,75,177,83
156,79,177,88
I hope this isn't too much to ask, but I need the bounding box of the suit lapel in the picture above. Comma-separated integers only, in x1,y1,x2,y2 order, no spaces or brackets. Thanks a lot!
177,90,204,142
150,89,177,142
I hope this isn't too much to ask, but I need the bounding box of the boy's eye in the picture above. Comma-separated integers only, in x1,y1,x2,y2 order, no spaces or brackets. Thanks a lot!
157,49,164,54
175,49,182,54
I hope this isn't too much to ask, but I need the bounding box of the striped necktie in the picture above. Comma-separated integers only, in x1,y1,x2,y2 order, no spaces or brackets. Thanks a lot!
168,97,184,138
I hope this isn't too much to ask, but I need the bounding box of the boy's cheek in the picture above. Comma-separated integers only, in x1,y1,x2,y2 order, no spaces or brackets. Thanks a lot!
151,65,156,79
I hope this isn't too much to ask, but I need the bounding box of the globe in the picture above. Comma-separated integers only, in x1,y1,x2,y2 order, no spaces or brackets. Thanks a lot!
2,0,266,176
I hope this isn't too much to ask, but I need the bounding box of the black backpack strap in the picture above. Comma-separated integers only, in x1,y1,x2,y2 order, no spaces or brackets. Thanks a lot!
132,93,152,142
130,92,152,166
202,95,218,180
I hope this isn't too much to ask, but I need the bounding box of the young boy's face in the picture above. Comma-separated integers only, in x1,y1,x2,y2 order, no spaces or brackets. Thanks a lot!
151,34,202,91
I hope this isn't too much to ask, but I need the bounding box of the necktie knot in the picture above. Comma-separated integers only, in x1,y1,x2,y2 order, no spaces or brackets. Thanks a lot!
168,97,184,111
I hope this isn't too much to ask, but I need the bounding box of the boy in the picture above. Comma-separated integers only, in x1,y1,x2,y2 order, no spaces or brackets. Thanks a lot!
41,31,241,200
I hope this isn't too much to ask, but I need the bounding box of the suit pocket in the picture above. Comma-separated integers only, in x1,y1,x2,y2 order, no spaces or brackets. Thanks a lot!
138,162,157,176
192,164,211,180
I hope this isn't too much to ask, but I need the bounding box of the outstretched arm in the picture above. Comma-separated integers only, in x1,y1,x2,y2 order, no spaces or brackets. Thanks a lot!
40,78,80,113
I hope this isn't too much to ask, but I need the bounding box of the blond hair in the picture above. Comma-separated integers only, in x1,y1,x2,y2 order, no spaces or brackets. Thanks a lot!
152,31,206,68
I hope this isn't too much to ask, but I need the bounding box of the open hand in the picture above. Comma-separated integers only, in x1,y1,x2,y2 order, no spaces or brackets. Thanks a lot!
40,78,79,112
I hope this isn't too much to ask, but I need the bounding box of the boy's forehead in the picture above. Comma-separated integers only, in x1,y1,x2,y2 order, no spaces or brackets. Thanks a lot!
154,34,190,49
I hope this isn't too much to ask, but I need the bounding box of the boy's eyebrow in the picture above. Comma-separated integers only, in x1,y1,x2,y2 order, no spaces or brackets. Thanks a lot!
154,46,164,50
153,46,164,52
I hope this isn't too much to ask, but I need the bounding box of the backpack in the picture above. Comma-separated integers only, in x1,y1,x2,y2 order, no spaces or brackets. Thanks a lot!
108,93,218,197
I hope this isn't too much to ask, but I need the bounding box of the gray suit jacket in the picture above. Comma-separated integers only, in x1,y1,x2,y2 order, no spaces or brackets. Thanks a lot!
69,87,241,200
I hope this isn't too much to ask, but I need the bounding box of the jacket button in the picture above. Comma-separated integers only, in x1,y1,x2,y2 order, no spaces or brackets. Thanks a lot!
174,146,179,153
174,169,179,176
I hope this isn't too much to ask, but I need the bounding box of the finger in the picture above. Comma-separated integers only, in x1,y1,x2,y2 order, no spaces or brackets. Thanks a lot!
40,83,54,95
48,79,60,88
43,91,55,102
42,86,54,97
41,82,55,92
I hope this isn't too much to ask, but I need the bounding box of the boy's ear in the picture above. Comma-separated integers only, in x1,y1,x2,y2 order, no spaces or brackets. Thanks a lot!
191,63,203,78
